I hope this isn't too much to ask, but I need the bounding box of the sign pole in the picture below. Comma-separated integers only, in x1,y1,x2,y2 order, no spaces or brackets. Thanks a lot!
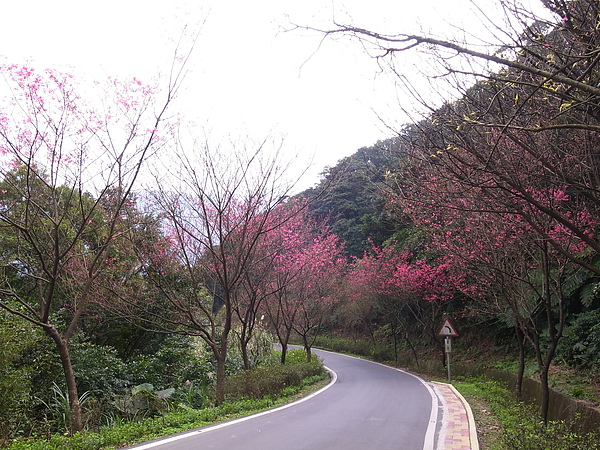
445,337,451,382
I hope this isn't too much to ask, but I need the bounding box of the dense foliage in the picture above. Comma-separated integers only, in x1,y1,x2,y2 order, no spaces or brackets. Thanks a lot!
5,349,325,450
301,142,406,257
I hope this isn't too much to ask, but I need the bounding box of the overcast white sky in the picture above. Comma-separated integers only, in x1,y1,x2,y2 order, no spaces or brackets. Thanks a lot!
0,0,540,190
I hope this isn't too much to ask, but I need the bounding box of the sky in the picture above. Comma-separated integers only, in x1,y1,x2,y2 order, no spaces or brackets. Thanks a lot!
0,0,539,191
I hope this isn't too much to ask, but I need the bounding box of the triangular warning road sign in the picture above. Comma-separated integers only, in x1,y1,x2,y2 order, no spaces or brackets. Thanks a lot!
438,318,459,337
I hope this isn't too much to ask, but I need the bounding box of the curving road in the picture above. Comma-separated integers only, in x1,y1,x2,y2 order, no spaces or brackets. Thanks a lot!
128,348,439,450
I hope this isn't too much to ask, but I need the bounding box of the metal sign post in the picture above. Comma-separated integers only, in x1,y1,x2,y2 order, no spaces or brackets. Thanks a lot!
437,318,459,383
445,337,452,382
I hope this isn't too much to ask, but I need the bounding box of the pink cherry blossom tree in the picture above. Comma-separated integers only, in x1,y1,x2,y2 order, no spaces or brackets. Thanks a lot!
346,242,458,366
229,199,315,369
260,203,347,363
288,231,347,362
0,59,186,432
389,154,594,420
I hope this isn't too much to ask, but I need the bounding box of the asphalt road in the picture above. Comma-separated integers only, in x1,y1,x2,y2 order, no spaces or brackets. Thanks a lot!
128,348,438,450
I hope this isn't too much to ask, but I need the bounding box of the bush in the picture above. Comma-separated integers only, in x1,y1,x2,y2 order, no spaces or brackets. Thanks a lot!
0,313,43,443
125,335,213,389
71,341,129,399
558,309,600,373
230,327,275,368
225,350,325,400
174,380,207,410
370,343,394,362
314,335,375,358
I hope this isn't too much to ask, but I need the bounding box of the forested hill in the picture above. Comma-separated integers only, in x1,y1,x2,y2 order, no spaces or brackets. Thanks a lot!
299,139,407,258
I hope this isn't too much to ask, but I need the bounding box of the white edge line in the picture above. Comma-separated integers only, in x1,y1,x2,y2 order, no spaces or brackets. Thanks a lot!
430,383,447,450
129,365,338,450
420,380,439,450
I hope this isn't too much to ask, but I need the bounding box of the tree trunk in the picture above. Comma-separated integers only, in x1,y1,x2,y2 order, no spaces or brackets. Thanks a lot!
215,298,232,405
302,334,312,362
390,321,398,362
215,352,226,406
45,326,82,433
539,336,560,423
539,365,550,423
280,327,292,364
403,331,420,368
537,243,562,423
529,331,552,423
241,335,251,370
239,305,256,370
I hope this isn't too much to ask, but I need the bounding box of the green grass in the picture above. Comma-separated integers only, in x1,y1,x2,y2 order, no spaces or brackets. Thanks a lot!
7,400,272,450
454,379,600,450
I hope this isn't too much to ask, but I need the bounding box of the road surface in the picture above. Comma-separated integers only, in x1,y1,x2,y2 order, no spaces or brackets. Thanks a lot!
128,348,438,450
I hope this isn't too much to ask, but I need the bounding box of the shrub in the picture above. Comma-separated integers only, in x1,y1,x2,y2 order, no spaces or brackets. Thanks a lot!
314,335,375,357
113,383,175,421
370,343,394,362
174,380,207,410
71,341,129,399
0,313,43,443
558,309,600,373
6,349,327,450
230,327,275,368
225,350,325,400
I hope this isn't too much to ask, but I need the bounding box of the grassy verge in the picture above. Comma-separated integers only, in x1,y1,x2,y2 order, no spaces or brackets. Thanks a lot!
6,350,328,450
454,378,600,450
